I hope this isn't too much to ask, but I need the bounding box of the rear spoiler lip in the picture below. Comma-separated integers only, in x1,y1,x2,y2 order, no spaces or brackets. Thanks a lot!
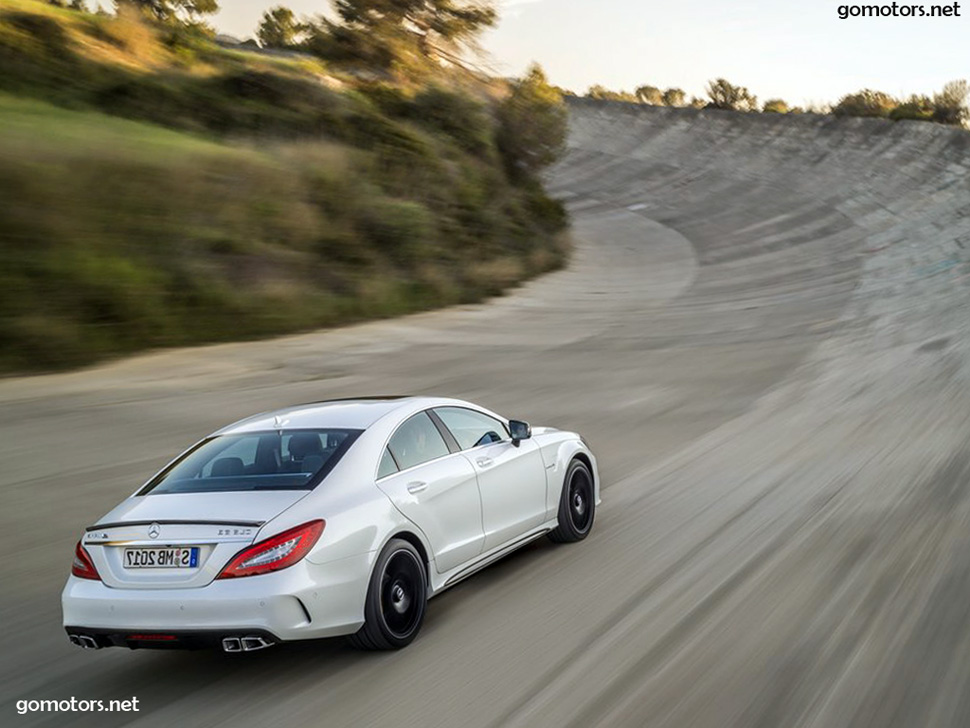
85,519,265,532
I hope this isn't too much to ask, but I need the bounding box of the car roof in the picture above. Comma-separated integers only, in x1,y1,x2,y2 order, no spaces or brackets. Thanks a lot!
214,396,478,434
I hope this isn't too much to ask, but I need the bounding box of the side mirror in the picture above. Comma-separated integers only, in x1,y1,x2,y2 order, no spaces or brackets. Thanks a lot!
508,419,531,446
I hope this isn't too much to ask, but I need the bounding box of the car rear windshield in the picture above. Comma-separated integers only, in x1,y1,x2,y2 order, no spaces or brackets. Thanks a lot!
140,429,362,495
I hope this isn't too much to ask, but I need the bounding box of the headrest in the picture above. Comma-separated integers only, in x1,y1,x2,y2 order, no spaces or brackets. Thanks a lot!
288,433,323,460
211,457,244,477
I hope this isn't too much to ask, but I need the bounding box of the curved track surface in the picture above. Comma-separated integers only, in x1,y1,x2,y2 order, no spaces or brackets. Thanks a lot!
4,100,970,727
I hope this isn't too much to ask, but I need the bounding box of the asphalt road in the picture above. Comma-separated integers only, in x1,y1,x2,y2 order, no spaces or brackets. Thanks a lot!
4,101,970,727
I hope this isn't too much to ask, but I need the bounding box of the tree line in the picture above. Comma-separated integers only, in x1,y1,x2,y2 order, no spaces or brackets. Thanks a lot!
50,3,968,131
44,1,567,178
53,1,502,77
582,77,970,128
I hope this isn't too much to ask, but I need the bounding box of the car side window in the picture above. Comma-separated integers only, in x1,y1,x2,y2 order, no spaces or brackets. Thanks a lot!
387,412,451,471
434,407,509,451
377,447,398,479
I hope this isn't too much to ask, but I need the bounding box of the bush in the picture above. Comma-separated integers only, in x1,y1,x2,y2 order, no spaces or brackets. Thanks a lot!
358,197,435,263
932,80,969,126
1,10,70,56
586,84,637,103
497,64,568,179
662,88,686,107
403,85,492,155
82,6,157,56
889,95,934,122
706,78,758,111
522,181,568,233
0,9,75,91
95,76,193,124
349,107,435,160
357,82,411,115
762,98,789,114
635,85,662,105
833,89,897,118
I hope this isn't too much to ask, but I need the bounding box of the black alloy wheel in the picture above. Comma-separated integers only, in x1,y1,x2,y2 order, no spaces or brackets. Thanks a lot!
549,459,595,543
349,538,428,650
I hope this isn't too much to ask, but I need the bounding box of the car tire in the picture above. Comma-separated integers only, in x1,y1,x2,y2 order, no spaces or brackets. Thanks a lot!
349,538,428,650
548,459,595,543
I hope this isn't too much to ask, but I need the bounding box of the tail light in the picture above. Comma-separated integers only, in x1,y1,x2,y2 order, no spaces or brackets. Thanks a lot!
217,520,325,579
72,541,101,580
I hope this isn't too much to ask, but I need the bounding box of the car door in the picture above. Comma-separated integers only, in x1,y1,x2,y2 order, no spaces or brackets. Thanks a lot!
375,411,485,573
433,407,547,552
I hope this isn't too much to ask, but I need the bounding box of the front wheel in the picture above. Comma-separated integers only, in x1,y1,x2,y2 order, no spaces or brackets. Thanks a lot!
349,538,428,650
548,459,595,543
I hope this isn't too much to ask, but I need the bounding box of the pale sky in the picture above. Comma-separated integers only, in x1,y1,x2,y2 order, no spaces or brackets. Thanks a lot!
214,0,970,105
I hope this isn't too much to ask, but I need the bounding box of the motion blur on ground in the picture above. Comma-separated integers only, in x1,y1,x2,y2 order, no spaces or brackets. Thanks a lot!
5,1,970,727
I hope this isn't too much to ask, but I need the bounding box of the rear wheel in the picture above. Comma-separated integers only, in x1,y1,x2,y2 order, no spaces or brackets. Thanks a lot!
349,538,427,650
548,459,595,543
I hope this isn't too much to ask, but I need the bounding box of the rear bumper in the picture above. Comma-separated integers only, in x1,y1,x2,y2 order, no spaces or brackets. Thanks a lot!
61,552,373,647
63,627,279,650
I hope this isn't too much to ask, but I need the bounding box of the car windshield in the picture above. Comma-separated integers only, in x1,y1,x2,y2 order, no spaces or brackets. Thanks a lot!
140,429,362,495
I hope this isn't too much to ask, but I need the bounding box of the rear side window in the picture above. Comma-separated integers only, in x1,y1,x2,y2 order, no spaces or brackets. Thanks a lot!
387,412,450,471
377,447,398,479
141,429,361,494
434,407,508,450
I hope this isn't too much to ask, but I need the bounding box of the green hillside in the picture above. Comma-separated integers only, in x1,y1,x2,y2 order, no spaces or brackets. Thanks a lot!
0,1,568,372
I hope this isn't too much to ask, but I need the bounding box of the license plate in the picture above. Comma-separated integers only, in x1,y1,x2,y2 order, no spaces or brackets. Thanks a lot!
124,547,199,569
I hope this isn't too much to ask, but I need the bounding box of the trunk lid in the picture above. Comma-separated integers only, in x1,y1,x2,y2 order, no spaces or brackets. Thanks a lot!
82,491,309,589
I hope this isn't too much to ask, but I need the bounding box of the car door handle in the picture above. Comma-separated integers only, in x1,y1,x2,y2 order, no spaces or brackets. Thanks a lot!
476,457,493,468
406,481,428,494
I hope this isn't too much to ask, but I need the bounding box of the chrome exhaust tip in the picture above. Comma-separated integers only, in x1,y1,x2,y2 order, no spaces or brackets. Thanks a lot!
221,637,242,653
73,635,100,649
241,635,274,652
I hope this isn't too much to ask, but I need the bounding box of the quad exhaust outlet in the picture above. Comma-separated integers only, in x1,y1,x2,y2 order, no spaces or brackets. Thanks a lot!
68,634,101,649
222,635,274,652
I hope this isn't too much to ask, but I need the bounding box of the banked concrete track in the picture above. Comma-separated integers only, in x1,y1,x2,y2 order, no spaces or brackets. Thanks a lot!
2,100,970,727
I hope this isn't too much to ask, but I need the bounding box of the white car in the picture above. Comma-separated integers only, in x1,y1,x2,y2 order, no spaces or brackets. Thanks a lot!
63,396,599,651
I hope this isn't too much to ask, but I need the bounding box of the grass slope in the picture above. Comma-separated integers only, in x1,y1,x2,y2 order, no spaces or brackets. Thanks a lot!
0,2,568,372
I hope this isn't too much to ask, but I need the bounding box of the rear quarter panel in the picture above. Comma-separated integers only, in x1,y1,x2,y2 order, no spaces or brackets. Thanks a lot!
254,428,436,572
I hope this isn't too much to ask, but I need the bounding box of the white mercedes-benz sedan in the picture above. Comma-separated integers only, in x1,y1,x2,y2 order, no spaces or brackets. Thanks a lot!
63,396,599,651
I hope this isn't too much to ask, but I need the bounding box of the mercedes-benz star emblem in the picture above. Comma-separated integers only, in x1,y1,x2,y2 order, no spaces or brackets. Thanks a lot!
148,522,160,539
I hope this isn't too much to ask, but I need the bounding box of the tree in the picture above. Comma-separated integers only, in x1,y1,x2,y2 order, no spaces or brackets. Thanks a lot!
932,79,969,126
328,0,496,68
634,84,662,105
705,78,757,111
257,6,304,48
115,0,218,24
689,96,706,108
497,64,568,178
762,98,789,114
662,87,686,107
832,89,897,118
